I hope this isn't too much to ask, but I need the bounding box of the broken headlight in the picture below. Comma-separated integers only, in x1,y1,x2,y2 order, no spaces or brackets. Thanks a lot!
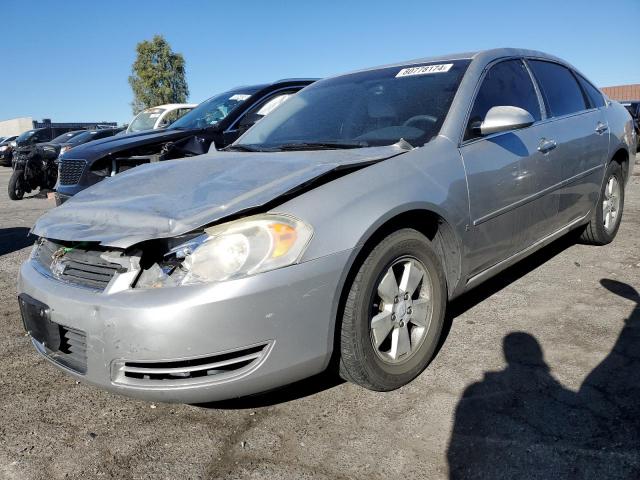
138,214,313,288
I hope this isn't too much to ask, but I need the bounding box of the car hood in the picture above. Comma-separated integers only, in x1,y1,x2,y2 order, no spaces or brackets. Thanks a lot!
33,144,410,248
62,128,199,160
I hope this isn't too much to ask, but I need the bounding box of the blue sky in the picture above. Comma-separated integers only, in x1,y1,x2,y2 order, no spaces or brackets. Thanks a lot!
2,0,639,124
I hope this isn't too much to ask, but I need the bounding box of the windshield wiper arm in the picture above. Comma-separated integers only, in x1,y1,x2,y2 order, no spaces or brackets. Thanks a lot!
223,144,271,152
275,141,368,151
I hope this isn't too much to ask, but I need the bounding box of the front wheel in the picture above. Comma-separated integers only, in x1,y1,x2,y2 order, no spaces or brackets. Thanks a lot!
8,169,25,200
580,161,624,245
338,228,447,391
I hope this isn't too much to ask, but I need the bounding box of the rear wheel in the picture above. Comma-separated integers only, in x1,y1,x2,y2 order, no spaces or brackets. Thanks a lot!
8,169,25,200
580,161,624,245
338,229,447,391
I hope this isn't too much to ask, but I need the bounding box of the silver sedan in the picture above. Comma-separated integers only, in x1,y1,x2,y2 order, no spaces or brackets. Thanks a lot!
19,48,635,403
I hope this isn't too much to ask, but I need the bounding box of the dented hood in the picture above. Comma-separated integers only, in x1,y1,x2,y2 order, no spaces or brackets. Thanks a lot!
33,144,408,248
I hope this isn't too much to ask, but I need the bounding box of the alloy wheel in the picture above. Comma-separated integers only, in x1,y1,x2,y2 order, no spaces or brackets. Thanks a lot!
369,257,433,364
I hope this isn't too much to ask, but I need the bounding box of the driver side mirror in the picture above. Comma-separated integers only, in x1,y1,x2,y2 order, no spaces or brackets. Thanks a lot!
474,106,535,136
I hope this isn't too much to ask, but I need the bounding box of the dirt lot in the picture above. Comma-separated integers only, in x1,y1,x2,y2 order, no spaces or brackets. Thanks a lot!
0,162,639,480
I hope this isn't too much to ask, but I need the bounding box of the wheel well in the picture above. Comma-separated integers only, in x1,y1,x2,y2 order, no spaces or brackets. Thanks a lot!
611,148,630,182
328,209,462,371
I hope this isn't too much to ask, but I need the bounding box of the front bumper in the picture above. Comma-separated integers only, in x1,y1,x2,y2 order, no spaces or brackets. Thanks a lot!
17,250,351,403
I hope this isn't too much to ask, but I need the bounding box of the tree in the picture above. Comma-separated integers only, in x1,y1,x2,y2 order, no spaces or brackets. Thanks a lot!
128,35,189,114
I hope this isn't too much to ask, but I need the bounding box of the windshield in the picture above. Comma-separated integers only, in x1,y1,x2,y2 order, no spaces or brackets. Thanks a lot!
16,130,37,143
169,90,255,130
67,131,99,144
50,131,84,144
237,60,470,150
128,108,167,133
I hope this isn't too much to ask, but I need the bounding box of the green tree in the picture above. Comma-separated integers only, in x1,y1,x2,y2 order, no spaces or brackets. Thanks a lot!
128,35,189,114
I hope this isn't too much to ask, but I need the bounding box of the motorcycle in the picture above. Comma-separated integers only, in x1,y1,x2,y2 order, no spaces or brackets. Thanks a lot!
8,145,58,200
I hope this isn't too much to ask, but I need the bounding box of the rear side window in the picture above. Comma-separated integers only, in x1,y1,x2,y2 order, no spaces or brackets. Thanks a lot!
528,60,587,117
465,59,541,140
575,74,605,108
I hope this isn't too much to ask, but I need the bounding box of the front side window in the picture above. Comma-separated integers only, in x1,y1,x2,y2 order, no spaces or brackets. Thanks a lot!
236,60,470,150
575,74,605,109
465,59,541,140
528,60,587,117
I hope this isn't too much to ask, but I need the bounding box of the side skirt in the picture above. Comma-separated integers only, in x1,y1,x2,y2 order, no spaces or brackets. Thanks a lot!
464,213,590,292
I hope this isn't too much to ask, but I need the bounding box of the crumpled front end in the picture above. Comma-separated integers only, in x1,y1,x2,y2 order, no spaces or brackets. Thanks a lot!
18,237,351,403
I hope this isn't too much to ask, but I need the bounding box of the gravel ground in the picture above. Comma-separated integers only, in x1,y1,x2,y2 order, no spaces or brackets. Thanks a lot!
0,161,639,480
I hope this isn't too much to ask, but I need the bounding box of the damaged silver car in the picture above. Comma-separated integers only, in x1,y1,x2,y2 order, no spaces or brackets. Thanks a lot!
18,48,635,403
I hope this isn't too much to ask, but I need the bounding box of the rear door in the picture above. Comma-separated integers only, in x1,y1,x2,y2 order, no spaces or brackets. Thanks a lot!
527,60,609,228
460,59,559,275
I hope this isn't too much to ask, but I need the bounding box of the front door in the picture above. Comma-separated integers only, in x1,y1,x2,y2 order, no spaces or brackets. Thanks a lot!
460,58,559,275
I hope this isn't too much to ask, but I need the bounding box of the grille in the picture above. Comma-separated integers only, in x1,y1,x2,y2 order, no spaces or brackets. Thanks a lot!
113,343,271,386
35,240,126,291
59,159,86,185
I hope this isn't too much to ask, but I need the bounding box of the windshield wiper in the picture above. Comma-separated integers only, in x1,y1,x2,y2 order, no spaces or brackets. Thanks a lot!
275,141,368,151
223,144,273,152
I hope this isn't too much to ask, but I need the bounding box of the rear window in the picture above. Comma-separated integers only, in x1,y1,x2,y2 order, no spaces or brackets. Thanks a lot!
528,60,587,117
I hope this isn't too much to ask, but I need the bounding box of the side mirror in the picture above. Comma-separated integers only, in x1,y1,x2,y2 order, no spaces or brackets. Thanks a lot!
476,106,535,136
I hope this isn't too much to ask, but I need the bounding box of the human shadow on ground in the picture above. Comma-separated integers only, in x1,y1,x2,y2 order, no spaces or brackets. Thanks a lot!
447,279,640,479
0,227,35,256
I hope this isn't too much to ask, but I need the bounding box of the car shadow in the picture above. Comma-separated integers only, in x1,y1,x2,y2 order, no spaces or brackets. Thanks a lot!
0,227,35,256
447,279,640,479
196,371,345,410
200,232,581,410
436,230,581,356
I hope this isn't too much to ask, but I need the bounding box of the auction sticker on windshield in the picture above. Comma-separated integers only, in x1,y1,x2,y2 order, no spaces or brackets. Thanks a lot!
396,63,453,77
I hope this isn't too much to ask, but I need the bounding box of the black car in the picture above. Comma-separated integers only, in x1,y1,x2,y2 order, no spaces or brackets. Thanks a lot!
620,100,640,145
47,128,123,159
0,135,18,166
56,79,316,203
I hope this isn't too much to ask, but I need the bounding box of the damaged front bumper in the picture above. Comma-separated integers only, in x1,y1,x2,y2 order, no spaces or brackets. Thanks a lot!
17,249,351,403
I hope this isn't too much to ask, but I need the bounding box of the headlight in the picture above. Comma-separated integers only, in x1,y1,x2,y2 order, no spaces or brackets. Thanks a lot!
138,214,313,288
0,146,7,152
59,145,72,157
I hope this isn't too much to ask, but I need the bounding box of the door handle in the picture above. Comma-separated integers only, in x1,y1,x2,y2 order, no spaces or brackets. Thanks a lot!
595,122,608,135
537,138,557,154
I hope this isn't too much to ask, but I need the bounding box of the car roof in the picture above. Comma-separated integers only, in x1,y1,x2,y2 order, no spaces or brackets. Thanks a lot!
341,47,573,75
143,103,198,110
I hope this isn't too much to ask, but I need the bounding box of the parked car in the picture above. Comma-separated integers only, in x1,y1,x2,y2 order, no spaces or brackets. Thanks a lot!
125,103,197,134
20,48,634,403
620,100,640,146
0,135,18,166
55,79,316,204
53,128,124,158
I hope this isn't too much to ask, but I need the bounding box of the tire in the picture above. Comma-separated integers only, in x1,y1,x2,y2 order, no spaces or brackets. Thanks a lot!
580,161,624,245
338,228,447,391
8,169,25,200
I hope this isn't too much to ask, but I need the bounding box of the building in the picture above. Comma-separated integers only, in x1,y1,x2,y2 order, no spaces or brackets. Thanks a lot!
0,117,33,137
601,84,640,101
0,117,118,138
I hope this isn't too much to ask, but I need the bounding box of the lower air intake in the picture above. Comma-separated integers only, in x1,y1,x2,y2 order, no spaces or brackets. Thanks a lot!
112,343,271,387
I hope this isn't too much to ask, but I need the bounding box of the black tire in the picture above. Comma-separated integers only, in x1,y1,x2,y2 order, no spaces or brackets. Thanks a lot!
580,162,624,245
338,228,447,391
8,169,25,200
